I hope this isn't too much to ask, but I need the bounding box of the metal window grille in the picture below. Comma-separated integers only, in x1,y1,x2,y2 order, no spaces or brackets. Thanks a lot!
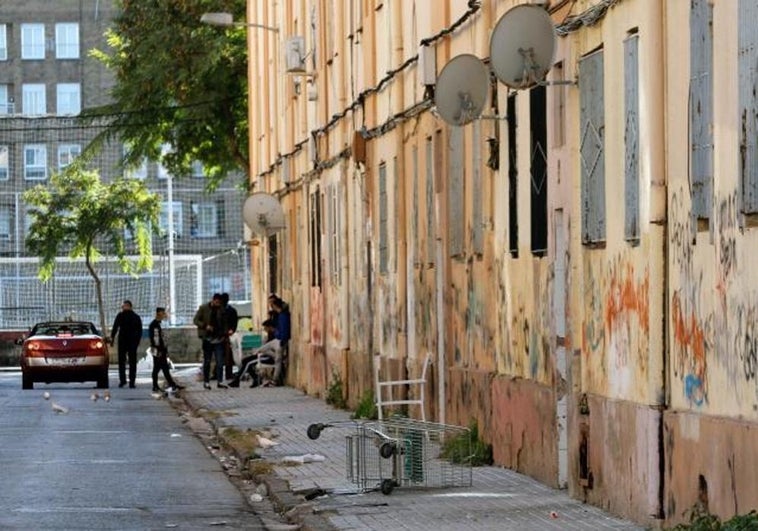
530,84,548,256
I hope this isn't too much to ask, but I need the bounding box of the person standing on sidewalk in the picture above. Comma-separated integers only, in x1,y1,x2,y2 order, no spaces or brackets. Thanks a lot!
148,307,182,393
193,294,228,389
269,296,291,386
220,293,238,381
109,300,143,389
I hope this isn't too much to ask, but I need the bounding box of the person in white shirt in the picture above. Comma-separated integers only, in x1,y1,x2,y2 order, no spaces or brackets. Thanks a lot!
227,319,282,388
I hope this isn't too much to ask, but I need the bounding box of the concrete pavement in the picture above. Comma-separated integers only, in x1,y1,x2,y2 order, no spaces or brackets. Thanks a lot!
174,369,648,531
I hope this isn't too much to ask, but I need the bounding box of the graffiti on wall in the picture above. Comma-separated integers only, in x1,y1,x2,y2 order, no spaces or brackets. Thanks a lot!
582,254,650,397
671,284,710,407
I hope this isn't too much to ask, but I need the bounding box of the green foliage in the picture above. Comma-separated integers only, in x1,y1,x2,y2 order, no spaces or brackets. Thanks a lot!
325,371,347,410
352,390,378,420
669,507,758,530
23,165,161,333
440,420,493,467
85,0,249,189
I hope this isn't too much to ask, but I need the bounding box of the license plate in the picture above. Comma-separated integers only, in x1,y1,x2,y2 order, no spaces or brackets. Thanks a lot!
49,357,83,366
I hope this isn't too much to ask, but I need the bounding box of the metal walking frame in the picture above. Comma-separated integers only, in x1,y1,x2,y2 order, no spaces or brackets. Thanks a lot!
306,417,473,495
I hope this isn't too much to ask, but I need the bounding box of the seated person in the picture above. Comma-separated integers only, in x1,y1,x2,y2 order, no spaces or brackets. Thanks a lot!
228,319,282,388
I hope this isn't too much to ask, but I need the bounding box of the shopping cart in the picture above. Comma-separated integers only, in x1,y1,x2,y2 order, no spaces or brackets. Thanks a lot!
307,420,403,494
306,417,473,495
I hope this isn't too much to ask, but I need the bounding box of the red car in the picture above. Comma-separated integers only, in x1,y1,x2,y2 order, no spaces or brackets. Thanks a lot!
19,321,109,390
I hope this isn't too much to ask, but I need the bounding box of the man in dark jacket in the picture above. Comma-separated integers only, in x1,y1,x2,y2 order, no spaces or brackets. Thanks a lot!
148,307,182,393
193,294,228,389
109,300,143,388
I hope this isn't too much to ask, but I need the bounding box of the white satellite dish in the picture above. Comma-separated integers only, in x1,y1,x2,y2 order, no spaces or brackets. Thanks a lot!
242,192,286,236
434,54,490,127
489,4,556,89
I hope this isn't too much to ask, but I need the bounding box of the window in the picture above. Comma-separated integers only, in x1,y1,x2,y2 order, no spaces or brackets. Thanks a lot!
159,201,183,238
125,159,147,179
0,205,10,239
22,84,46,115
56,83,81,115
378,163,388,273
448,127,464,257
24,144,47,180
21,24,45,59
0,145,8,180
123,144,147,179
580,49,606,245
0,84,9,114
624,33,641,242
309,187,322,287
412,145,420,264
157,144,172,179
327,184,341,284
0,24,7,60
58,144,81,169
55,23,79,59
426,137,434,264
690,0,713,222
472,121,484,255
508,94,519,256
191,160,204,178
739,0,758,213
190,201,218,237
530,84,548,256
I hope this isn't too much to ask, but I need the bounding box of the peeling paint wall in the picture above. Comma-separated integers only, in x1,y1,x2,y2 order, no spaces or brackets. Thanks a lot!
247,0,758,528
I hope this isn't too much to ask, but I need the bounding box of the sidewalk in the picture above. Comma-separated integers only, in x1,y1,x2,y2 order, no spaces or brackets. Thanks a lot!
176,371,647,531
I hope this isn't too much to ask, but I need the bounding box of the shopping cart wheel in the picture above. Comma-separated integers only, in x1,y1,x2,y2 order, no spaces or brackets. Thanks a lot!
380,479,396,495
379,441,396,459
307,423,324,440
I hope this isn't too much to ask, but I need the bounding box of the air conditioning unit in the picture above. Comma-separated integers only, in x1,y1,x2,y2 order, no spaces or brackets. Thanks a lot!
284,36,306,73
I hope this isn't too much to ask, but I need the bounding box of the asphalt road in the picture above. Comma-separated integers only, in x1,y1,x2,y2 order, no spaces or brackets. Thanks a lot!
0,369,263,530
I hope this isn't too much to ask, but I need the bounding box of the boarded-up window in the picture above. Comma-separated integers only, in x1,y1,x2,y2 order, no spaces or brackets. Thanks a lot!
690,0,713,221
472,121,484,255
379,162,388,274
580,49,606,245
412,146,421,264
739,0,758,213
426,137,435,264
508,93,518,256
310,187,322,287
624,33,640,243
328,184,342,284
449,126,464,257
530,84,547,256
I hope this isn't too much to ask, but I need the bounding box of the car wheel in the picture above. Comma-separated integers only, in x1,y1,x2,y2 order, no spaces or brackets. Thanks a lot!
22,373,33,390
96,371,109,389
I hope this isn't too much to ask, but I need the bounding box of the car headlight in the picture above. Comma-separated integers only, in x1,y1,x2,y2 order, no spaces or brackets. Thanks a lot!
26,342,40,351
90,340,104,350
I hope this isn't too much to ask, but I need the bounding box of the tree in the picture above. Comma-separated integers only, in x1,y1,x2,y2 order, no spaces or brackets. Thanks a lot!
23,167,161,338
86,0,249,189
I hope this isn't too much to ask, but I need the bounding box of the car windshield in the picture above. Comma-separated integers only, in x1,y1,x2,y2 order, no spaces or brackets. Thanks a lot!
31,323,96,337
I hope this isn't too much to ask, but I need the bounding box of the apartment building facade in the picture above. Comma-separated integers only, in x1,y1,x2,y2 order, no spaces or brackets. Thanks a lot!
0,0,250,327
246,0,758,526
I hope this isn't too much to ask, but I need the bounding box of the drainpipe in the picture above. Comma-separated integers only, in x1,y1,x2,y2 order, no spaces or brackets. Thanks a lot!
648,0,668,521
391,2,410,365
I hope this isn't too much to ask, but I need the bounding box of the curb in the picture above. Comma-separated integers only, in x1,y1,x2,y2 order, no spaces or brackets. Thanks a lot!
176,391,337,531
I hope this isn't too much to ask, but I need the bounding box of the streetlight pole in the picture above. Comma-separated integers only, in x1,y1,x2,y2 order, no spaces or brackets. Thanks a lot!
201,11,280,324
200,12,279,33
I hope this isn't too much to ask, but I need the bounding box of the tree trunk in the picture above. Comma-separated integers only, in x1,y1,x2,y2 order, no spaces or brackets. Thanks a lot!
85,248,108,340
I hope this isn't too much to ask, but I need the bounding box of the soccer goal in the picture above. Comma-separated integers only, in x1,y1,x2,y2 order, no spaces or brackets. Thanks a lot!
0,255,203,330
